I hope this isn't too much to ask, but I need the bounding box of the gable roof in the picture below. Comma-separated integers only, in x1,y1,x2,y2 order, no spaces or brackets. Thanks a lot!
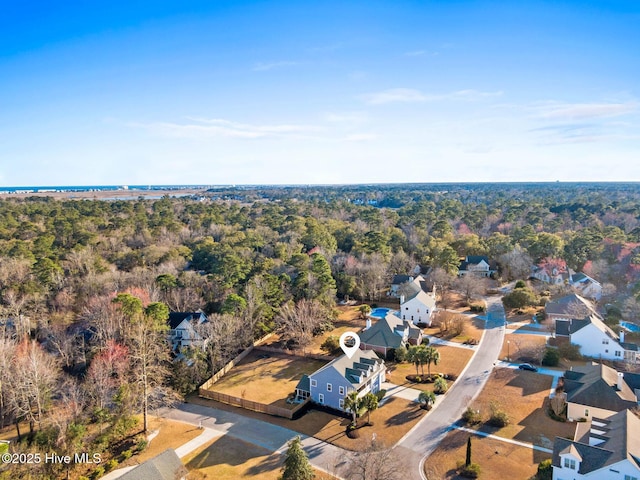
545,294,598,317
311,350,384,387
168,312,205,330
391,275,412,286
359,313,421,349
402,275,436,308
563,362,637,412
459,255,491,271
119,449,185,480
552,410,640,475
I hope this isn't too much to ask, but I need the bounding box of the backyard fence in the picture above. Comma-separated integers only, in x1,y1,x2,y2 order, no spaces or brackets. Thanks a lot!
253,345,333,362
198,390,310,419
199,333,274,391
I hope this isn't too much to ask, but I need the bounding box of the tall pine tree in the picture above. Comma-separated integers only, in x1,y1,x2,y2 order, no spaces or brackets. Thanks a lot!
280,436,314,480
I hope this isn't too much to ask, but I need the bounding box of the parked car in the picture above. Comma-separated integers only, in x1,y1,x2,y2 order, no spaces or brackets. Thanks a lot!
518,363,538,372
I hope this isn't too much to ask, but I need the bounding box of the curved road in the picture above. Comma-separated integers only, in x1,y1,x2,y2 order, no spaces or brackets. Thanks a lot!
395,296,506,479
162,296,506,480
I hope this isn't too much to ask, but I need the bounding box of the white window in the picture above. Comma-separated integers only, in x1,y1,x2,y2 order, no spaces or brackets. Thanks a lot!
327,383,332,392
563,458,576,469
615,351,622,357
310,379,317,387
318,393,324,404
584,409,589,417
339,399,344,409
602,339,609,344
625,475,638,480
339,386,345,395
417,308,420,313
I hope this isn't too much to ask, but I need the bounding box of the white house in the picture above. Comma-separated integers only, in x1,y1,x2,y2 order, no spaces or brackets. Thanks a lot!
569,272,603,301
168,311,208,352
399,275,436,326
531,258,572,285
552,409,640,480
555,314,626,362
458,255,494,277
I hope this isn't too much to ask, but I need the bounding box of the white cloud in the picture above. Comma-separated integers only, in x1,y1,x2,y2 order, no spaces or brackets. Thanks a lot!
130,117,321,139
361,88,503,105
536,102,637,120
344,133,376,141
252,61,298,71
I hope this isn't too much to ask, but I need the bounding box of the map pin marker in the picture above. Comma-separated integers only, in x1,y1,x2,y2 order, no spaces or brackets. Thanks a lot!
339,331,361,359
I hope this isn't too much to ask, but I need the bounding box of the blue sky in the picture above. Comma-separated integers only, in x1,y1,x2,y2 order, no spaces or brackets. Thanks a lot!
0,0,638,185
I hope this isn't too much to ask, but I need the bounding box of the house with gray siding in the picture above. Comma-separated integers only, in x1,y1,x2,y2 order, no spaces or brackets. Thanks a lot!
295,350,385,412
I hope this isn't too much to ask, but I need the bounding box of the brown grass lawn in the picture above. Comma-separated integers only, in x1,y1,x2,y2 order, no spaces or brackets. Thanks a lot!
500,334,548,363
185,436,336,480
388,345,474,392
469,368,575,448
423,315,485,344
424,429,550,480
307,306,369,355
189,394,425,452
209,351,328,408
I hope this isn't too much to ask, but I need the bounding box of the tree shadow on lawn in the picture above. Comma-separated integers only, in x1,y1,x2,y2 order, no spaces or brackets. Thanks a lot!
186,436,274,470
384,404,423,427
512,402,574,450
506,371,550,396
244,452,283,477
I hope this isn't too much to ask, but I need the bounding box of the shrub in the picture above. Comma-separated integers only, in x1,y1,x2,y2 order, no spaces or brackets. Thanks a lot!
488,402,509,428
91,466,105,479
394,345,408,362
136,439,148,452
469,303,485,313
536,459,553,480
558,343,582,360
121,449,133,460
320,335,340,354
542,347,560,366
434,377,448,394
461,406,482,425
104,459,118,472
502,288,539,309
514,280,526,289
457,460,481,478
375,389,386,401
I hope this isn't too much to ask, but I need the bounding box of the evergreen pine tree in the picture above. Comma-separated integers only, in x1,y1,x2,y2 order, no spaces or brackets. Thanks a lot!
466,436,472,466
280,436,315,480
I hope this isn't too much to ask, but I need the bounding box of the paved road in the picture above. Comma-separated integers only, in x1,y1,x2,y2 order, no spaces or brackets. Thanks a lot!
396,296,507,479
159,402,351,479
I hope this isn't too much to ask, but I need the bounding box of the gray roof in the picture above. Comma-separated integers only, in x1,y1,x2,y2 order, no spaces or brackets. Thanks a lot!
311,350,384,387
545,294,598,317
119,449,185,480
552,409,640,474
296,374,310,392
401,276,436,309
359,314,421,350
391,275,412,285
563,363,637,412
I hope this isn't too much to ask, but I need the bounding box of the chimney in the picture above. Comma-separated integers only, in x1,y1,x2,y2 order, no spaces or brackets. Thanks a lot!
618,372,624,391
432,283,437,297
620,330,625,343
365,318,371,330
400,295,405,304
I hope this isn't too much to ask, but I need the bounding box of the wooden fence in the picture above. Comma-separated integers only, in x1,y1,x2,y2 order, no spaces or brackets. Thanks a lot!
198,333,274,391
253,345,333,362
198,390,310,419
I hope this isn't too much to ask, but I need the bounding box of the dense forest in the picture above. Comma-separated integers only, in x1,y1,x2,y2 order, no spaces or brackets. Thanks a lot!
2,182,640,478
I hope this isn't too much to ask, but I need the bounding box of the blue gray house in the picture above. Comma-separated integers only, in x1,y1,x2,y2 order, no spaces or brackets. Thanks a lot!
295,350,385,412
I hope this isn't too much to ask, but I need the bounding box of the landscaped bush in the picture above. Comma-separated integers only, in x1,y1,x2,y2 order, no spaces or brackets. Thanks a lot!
434,377,448,394
457,460,481,478
91,466,105,479
104,459,119,472
514,280,527,289
502,288,539,309
469,303,485,313
394,345,408,362
121,449,133,461
536,459,553,480
461,406,482,425
542,347,560,366
136,439,148,452
320,335,340,354
558,343,582,360
375,389,387,401
488,402,509,427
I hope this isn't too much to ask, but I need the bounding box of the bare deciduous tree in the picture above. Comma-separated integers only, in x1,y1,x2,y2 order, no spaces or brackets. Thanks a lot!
276,299,327,352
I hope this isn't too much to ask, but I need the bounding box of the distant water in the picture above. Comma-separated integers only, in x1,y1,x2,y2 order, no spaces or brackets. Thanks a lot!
0,185,211,194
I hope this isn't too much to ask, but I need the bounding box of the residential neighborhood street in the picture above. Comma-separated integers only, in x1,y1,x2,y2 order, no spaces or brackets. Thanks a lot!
159,296,508,480
395,296,507,479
